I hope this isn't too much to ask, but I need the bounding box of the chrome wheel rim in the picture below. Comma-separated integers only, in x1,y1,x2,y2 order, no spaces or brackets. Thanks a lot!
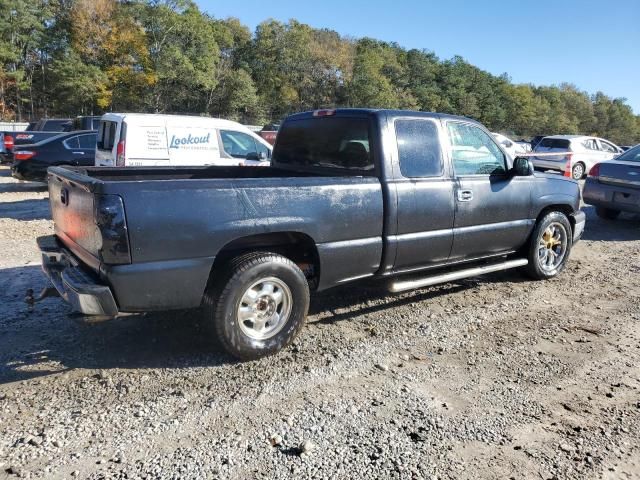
572,164,584,180
537,222,568,271
237,277,292,340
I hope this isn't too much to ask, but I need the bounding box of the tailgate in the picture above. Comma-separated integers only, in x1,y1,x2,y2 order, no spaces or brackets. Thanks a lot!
48,169,101,268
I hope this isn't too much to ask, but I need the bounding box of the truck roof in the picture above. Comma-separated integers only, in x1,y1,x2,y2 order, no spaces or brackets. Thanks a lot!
285,108,480,125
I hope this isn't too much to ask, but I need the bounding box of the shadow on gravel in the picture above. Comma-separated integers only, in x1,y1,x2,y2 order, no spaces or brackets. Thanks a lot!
0,199,50,220
309,268,528,325
0,266,235,384
0,168,47,194
581,206,640,242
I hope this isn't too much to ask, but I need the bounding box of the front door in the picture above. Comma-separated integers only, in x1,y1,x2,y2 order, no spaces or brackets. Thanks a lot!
446,121,533,262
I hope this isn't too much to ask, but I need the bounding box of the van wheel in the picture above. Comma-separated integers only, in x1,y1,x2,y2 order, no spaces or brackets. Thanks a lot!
203,252,309,360
524,211,572,280
571,162,585,180
595,207,620,220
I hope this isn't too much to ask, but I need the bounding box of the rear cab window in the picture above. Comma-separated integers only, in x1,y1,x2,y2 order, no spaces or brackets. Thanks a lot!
273,116,374,173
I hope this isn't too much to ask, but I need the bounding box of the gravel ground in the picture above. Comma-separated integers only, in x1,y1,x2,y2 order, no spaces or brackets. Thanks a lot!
0,166,639,480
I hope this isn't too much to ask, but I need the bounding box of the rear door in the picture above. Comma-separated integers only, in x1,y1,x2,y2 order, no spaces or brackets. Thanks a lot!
95,119,120,166
391,118,455,272
76,133,97,165
446,121,533,261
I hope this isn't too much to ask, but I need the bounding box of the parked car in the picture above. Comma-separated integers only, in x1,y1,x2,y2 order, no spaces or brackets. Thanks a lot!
532,135,624,180
259,123,280,145
35,109,584,360
583,144,640,219
66,116,101,132
32,118,72,132
491,132,529,157
530,135,548,150
11,130,97,182
95,113,272,167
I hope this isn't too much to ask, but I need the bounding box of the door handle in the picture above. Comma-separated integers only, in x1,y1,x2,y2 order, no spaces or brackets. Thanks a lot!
457,189,473,202
72,151,84,155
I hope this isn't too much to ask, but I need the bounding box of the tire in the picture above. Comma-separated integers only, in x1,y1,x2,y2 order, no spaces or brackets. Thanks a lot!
595,207,620,220
203,251,309,360
524,211,573,280
571,162,585,180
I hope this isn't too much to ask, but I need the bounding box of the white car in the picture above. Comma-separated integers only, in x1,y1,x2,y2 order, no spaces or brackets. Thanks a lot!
532,135,624,180
95,113,272,168
491,133,529,158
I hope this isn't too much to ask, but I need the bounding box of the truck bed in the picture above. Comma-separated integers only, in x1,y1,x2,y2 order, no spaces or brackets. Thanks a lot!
47,165,384,310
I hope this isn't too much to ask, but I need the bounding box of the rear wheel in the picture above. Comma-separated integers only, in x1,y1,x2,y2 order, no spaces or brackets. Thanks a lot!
525,211,572,280
203,252,309,360
595,207,620,220
571,162,585,180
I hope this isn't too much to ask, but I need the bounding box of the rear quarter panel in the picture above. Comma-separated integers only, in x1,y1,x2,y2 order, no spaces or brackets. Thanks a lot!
103,176,384,290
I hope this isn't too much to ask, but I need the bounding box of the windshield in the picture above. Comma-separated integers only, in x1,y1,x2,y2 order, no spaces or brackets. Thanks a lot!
615,144,640,162
273,117,374,172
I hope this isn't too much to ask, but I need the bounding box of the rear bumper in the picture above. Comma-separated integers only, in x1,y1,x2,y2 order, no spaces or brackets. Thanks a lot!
571,211,586,243
583,179,640,214
38,235,119,316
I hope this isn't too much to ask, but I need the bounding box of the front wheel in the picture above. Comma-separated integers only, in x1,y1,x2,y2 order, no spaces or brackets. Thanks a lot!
203,252,310,360
524,211,573,280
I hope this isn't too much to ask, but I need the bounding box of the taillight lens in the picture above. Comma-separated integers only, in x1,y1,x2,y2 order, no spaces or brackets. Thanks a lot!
14,150,35,161
4,134,14,150
95,194,131,264
588,164,600,178
116,140,125,167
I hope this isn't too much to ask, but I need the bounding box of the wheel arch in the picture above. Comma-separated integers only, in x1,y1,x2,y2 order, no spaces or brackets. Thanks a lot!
207,231,321,294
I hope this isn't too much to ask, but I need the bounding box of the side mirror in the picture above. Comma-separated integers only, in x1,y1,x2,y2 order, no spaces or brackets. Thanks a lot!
513,157,534,176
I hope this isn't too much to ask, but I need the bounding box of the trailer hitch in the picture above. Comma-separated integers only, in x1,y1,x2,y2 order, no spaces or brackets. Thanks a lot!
24,287,60,306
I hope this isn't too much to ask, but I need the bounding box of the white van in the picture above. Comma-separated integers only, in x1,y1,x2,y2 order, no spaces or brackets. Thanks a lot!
94,113,272,167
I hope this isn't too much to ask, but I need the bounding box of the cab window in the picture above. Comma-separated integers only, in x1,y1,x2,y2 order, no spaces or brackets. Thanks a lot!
220,130,260,159
448,122,506,175
395,119,442,177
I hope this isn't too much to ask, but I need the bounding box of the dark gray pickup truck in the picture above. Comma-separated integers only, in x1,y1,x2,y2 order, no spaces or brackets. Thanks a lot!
37,109,585,359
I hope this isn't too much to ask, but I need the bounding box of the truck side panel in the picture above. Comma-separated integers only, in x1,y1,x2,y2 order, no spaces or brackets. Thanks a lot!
100,176,384,304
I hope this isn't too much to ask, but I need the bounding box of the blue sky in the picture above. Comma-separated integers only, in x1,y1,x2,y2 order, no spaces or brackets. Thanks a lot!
198,0,640,113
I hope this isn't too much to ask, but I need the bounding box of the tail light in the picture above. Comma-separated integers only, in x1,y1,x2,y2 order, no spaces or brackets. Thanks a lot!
563,153,573,177
95,194,131,264
14,150,35,161
3,134,14,151
588,164,600,178
116,140,125,167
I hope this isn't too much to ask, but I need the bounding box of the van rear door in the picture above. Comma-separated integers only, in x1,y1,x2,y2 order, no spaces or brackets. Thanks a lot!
95,119,120,166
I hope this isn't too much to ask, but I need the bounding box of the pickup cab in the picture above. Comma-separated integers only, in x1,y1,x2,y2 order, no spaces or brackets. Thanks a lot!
37,109,585,360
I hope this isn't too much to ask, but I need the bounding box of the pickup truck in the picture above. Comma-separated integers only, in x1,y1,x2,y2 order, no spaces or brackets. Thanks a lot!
36,109,585,360
1,118,72,164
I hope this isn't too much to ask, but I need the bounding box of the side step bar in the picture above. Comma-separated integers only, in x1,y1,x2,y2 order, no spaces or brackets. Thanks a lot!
389,258,529,293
